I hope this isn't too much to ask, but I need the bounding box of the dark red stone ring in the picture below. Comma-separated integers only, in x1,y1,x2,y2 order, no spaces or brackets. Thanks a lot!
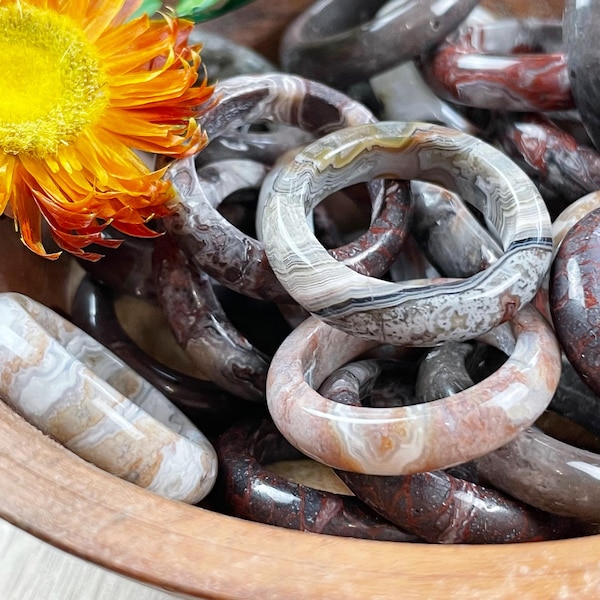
551,206,600,398
494,112,600,216
213,419,419,542
421,18,573,112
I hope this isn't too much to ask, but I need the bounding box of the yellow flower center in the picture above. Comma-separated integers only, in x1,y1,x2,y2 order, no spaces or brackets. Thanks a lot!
0,2,108,158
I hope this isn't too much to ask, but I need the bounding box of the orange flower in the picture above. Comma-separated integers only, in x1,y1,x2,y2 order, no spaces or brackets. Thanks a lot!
0,0,213,260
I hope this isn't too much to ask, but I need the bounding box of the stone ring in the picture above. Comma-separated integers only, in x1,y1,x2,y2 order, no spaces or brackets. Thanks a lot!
0,292,217,503
165,73,413,305
421,18,572,112
213,418,418,542
266,304,561,476
279,0,480,89
261,121,552,346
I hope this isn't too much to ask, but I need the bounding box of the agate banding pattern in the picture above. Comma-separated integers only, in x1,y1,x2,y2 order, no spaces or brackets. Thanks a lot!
422,19,572,112
0,293,217,503
70,275,260,434
261,121,552,346
266,304,560,476
494,113,600,211
165,73,412,305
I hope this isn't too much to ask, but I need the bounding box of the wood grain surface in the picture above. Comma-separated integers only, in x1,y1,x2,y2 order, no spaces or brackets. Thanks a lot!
2,397,600,599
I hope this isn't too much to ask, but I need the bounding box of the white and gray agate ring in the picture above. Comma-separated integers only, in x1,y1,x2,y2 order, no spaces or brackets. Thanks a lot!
261,121,553,346
0,293,217,503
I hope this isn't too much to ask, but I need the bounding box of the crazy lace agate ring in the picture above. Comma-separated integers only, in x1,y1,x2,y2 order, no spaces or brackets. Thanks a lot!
165,73,412,305
0,292,217,503
266,304,561,476
421,19,572,112
262,121,552,346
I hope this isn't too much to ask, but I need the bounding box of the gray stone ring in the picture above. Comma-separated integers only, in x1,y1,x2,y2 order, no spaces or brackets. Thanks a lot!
279,0,480,89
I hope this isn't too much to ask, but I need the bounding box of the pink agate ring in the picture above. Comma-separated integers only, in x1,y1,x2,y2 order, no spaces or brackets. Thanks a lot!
261,121,552,346
265,304,561,476
326,348,587,541
421,19,572,112
0,292,217,503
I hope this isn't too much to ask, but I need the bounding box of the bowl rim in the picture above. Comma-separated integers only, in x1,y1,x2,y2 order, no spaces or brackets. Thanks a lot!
2,400,599,600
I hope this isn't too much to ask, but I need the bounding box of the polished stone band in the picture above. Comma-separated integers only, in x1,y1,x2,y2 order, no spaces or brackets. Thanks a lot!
266,304,561,476
495,113,600,211
0,292,217,503
70,275,261,435
551,207,600,398
214,419,417,542
280,0,480,89
421,19,572,112
262,121,552,346
165,73,412,305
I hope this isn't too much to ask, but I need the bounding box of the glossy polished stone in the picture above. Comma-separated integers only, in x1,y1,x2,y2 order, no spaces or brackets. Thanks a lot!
266,304,561,476
189,30,275,84
280,0,480,89
0,292,217,503
336,468,588,543
494,113,600,214
564,0,600,151
410,181,502,279
476,424,600,522
552,191,600,256
70,275,262,435
76,232,158,303
153,233,271,402
369,5,496,130
166,73,412,305
370,61,479,135
317,359,419,409
414,336,600,527
214,419,418,541
318,339,585,543
422,18,572,112
550,207,600,397
261,121,552,346
409,183,600,442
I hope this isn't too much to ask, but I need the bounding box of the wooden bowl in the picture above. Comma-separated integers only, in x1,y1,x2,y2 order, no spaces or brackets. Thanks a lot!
5,1,597,597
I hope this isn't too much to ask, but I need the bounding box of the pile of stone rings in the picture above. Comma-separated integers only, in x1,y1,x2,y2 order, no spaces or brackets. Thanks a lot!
5,0,600,544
